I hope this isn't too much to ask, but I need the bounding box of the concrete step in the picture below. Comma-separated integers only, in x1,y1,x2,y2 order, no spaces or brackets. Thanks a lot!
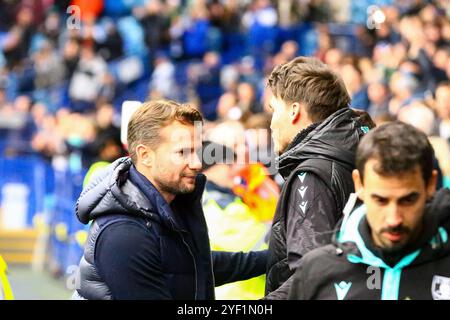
0,229,38,265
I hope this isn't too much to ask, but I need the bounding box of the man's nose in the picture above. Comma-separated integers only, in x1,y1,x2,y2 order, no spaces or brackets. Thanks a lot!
189,150,202,170
385,205,403,228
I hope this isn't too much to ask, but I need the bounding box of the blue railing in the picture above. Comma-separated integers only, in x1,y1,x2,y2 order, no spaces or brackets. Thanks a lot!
0,155,86,273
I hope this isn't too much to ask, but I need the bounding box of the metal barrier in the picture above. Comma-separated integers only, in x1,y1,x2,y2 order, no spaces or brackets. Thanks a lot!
49,158,87,274
0,156,48,227
0,155,87,274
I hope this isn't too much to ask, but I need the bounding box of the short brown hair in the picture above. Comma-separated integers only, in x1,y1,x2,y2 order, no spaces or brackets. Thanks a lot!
267,56,351,122
127,100,203,163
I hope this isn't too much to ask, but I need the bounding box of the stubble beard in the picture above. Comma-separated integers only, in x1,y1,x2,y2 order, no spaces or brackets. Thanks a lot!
154,175,196,196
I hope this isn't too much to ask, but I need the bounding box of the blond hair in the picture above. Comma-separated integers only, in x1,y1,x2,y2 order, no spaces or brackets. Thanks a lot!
127,100,203,163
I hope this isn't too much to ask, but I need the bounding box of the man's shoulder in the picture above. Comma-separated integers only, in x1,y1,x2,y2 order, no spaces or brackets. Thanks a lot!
95,214,159,247
298,244,346,275
287,168,335,203
285,159,334,188
302,244,338,262
94,216,162,263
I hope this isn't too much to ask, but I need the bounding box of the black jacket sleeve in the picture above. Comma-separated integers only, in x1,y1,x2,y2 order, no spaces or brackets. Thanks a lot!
212,250,268,287
95,221,173,300
288,252,318,300
265,172,338,300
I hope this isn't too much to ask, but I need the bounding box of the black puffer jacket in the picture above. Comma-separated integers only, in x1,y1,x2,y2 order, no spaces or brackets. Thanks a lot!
265,108,373,299
73,157,267,300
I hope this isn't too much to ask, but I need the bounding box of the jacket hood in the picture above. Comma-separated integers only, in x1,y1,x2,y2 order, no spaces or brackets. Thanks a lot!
336,188,450,269
76,157,206,228
278,108,372,178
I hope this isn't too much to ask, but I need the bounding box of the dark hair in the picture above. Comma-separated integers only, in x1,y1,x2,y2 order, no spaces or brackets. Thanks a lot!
356,121,434,183
267,56,351,122
436,80,450,92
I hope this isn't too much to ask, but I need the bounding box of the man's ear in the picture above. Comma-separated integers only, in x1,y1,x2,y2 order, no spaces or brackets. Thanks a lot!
290,102,301,124
136,144,154,167
352,169,364,200
426,169,438,199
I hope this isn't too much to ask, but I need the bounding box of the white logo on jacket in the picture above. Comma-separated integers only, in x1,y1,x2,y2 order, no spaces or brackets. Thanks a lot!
334,281,352,300
432,275,450,300
298,186,308,199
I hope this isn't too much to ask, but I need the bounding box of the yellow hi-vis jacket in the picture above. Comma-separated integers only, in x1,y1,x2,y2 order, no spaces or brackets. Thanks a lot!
203,192,269,300
0,255,14,300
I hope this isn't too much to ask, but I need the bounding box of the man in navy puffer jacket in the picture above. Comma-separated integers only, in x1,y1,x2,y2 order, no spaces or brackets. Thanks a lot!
72,100,267,300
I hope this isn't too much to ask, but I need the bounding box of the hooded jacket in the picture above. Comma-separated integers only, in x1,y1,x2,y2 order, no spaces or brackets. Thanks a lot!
72,157,267,300
265,108,372,299
288,188,450,300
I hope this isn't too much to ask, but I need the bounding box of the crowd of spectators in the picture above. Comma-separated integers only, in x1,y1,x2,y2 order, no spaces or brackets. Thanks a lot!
0,0,449,184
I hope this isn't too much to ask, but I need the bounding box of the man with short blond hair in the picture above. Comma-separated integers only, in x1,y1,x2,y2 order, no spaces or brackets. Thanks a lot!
73,99,267,300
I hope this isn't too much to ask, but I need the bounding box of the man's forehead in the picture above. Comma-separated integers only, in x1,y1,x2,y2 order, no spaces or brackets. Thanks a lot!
363,159,425,193
160,121,198,137
159,122,201,147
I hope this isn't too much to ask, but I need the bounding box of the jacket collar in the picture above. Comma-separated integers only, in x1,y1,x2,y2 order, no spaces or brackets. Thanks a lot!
128,165,183,232
336,188,450,268
76,156,207,233
277,122,321,179
129,165,206,233
276,108,362,180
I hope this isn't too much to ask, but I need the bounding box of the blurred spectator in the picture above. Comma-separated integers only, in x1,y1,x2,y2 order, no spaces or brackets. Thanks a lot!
216,81,260,122
3,95,36,156
135,0,171,63
237,82,260,115
279,40,299,61
2,7,34,69
243,0,279,69
183,3,212,58
94,18,124,62
372,112,395,127
340,58,370,110
149,53,176,99
323,47,343,72
68,45,108,113
216,91,238,121
397,100,449,187
97,71,116,105
367,80,390,118
189,51,223,120
41,10,62,47
31,113,61,161
435,82,450,140
433,45,449,72
33,40,65,91
388,69,422,115
397,101,437,136
83,103,126,184
62,37,81,81
90,103,123,159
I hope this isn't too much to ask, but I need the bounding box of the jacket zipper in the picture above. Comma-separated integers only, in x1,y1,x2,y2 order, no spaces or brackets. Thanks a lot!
180,233,198,300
